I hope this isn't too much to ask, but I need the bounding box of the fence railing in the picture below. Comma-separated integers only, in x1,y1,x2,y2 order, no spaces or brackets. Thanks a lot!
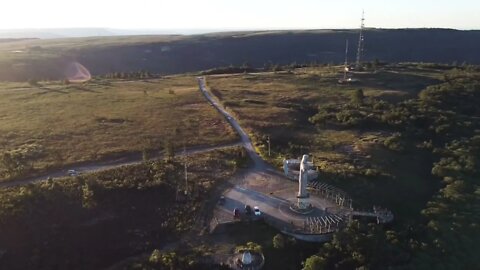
302,213,347,234
307,180,353,210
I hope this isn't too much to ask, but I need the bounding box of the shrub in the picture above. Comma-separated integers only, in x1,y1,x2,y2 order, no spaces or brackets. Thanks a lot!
383,133,405,152
235,242,262,253
273,233,285,249
28,78,39,87
351,89,365,105
303,255,326,270
149,249,162,264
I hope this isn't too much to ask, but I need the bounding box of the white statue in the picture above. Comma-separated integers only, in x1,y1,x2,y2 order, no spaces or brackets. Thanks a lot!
298,155,309,198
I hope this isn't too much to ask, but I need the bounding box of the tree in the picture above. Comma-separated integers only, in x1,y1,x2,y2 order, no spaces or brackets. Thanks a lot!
0,152,30,177
142,148,150,163
351,89,365,106
28,78,39,87
309,110,330,127
81,182,97,208
149,249,162,264
273,233,286,249
142,138,154,163
272,64,281,73
303,255,326,270
235,242,262,253
164,140,175,161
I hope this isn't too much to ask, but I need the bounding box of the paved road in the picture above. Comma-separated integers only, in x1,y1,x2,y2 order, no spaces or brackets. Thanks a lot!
198,77,266,169
0,142,241,188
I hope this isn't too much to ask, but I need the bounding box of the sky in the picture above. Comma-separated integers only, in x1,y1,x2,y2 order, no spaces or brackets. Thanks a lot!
0,0,478,31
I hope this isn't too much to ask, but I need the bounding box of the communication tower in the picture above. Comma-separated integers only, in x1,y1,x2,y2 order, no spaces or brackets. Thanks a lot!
355,11,365,69
343,39,349,81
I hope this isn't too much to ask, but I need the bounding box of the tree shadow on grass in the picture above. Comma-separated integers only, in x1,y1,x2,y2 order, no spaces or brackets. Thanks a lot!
355,71,442,95
68,85,101,93
37,86,69,94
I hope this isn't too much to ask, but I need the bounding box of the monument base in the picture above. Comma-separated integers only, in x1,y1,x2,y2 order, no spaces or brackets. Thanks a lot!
289,196,314,214
296,196,310,209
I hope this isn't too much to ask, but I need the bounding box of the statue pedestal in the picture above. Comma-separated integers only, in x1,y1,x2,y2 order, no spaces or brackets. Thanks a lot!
289,196,314,214
296,196,310,210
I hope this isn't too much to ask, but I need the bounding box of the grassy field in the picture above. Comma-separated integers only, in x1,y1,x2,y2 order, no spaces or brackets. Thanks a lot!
0,76,238,181
205,64,444,221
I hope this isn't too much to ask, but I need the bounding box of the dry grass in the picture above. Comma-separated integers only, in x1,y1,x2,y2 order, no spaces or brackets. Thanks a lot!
0,76,238,180
206,65,441,151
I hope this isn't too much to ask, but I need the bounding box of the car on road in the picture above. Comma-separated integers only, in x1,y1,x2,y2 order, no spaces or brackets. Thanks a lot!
218,196,226,205
254,206,261,216
233,208,240,218
67,169,79,176
244,205,252,215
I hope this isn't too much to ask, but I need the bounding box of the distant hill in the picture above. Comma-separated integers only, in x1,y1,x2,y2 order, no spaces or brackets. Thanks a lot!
0,28,213,39
0,28,479,81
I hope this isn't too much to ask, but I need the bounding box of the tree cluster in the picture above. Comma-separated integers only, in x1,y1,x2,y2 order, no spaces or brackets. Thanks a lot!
103,70,153,79
305,70,480,269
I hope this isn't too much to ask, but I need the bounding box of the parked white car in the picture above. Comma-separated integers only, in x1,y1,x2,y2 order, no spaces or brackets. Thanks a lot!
254,206,261,216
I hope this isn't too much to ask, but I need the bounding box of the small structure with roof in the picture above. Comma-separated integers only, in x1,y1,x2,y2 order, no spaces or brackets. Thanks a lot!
229,243,265,270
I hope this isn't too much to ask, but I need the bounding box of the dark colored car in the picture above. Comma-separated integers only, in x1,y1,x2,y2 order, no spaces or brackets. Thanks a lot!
233,208,240,218
245,205,252,215
218,196,226,205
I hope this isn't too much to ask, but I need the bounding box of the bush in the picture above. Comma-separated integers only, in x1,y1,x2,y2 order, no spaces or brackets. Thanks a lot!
383,133,405,152
364,168,380,177
303,255,326,270
235,242,262,253
28,78,39,87
273,233,285,249
149,249,162,264
351,89,365,105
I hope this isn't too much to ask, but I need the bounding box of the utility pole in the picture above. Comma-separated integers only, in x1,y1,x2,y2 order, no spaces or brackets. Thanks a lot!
267,136,271,157
184,143,188,195
355,10,365,70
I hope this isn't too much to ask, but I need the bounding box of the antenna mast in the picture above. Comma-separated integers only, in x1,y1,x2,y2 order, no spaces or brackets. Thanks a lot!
355,10,365,69
343,39,349,80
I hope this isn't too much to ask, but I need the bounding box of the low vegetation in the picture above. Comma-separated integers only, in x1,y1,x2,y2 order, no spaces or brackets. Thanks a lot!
0,76,237,182
0,147,248,270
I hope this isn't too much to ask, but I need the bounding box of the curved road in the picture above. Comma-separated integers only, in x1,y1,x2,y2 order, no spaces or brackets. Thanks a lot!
197,77,267,169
